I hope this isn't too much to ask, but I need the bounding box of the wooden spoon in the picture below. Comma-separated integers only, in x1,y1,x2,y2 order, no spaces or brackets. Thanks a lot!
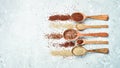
50,23,108,31
63,29,108,41
71,12,109,22
71,46,109,56
76,39,108,45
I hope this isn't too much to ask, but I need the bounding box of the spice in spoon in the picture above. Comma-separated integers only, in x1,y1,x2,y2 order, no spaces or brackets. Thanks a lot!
63,29,108,41
72,46,109,56
71,12,84,22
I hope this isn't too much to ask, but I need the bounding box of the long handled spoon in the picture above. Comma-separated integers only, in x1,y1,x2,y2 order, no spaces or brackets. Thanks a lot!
71,46,109,56
76,39,108,45
71,12,109,22
50,23,108,31
63,29,108,40
76,24,108,30
58,39,108,47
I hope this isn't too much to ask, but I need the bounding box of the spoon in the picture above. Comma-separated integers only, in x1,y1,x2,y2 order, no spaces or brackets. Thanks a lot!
71,46,109,56
71,12,109,22
75,24,108,30
76,39,108,45
63,29,108,41
50,23,108,31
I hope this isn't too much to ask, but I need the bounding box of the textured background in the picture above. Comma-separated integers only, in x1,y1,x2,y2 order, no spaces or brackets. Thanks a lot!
0,0,120,68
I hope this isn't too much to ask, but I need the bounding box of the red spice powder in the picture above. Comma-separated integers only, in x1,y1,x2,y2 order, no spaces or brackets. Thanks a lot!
49,15,71,21
46,33,63,39
49,15,60,21
49,12,84,22
71,12,84,22
63,29,78,40
77,39,84,44
59,41,75,47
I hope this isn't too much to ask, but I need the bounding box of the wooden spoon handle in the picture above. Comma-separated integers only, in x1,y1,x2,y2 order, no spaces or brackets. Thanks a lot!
86,25,108,28
84,40,108,44
87,48,109,54
87,15,109,21
81,32,108,37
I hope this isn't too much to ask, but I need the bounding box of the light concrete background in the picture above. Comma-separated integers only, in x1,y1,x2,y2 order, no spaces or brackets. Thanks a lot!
0,0,120,68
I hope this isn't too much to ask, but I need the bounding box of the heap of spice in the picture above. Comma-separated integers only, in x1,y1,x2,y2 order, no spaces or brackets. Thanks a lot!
51,50,73,56
72,46,87,56
46,33,63,39
71,12,84,22
49,12,84,22
52,39,84,47
63,29,78,40
76,39,84,44
49,15,71,21
59,41,75,47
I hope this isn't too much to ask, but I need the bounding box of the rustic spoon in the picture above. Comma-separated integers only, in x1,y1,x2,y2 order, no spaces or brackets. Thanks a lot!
71,46,109,56
50,23,108,31
63,29,108,41
76,39,108,45
71,12,109,22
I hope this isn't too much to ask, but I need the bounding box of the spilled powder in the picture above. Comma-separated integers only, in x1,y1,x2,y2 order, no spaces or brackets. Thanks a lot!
49,15,71,21
50,23,74,29
59,41,75,47
45,33,63,39
51,50,73,56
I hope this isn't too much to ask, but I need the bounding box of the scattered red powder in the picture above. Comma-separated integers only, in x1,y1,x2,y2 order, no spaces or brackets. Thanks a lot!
49,12,84,22
46,33,63,39
49,15,71,21
59,41,75,47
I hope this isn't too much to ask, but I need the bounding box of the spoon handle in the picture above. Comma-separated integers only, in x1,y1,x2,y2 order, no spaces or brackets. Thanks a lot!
81,32,108,37
87,48,109,54
87,15,109,21
84,40,108,44
86,25,108,28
